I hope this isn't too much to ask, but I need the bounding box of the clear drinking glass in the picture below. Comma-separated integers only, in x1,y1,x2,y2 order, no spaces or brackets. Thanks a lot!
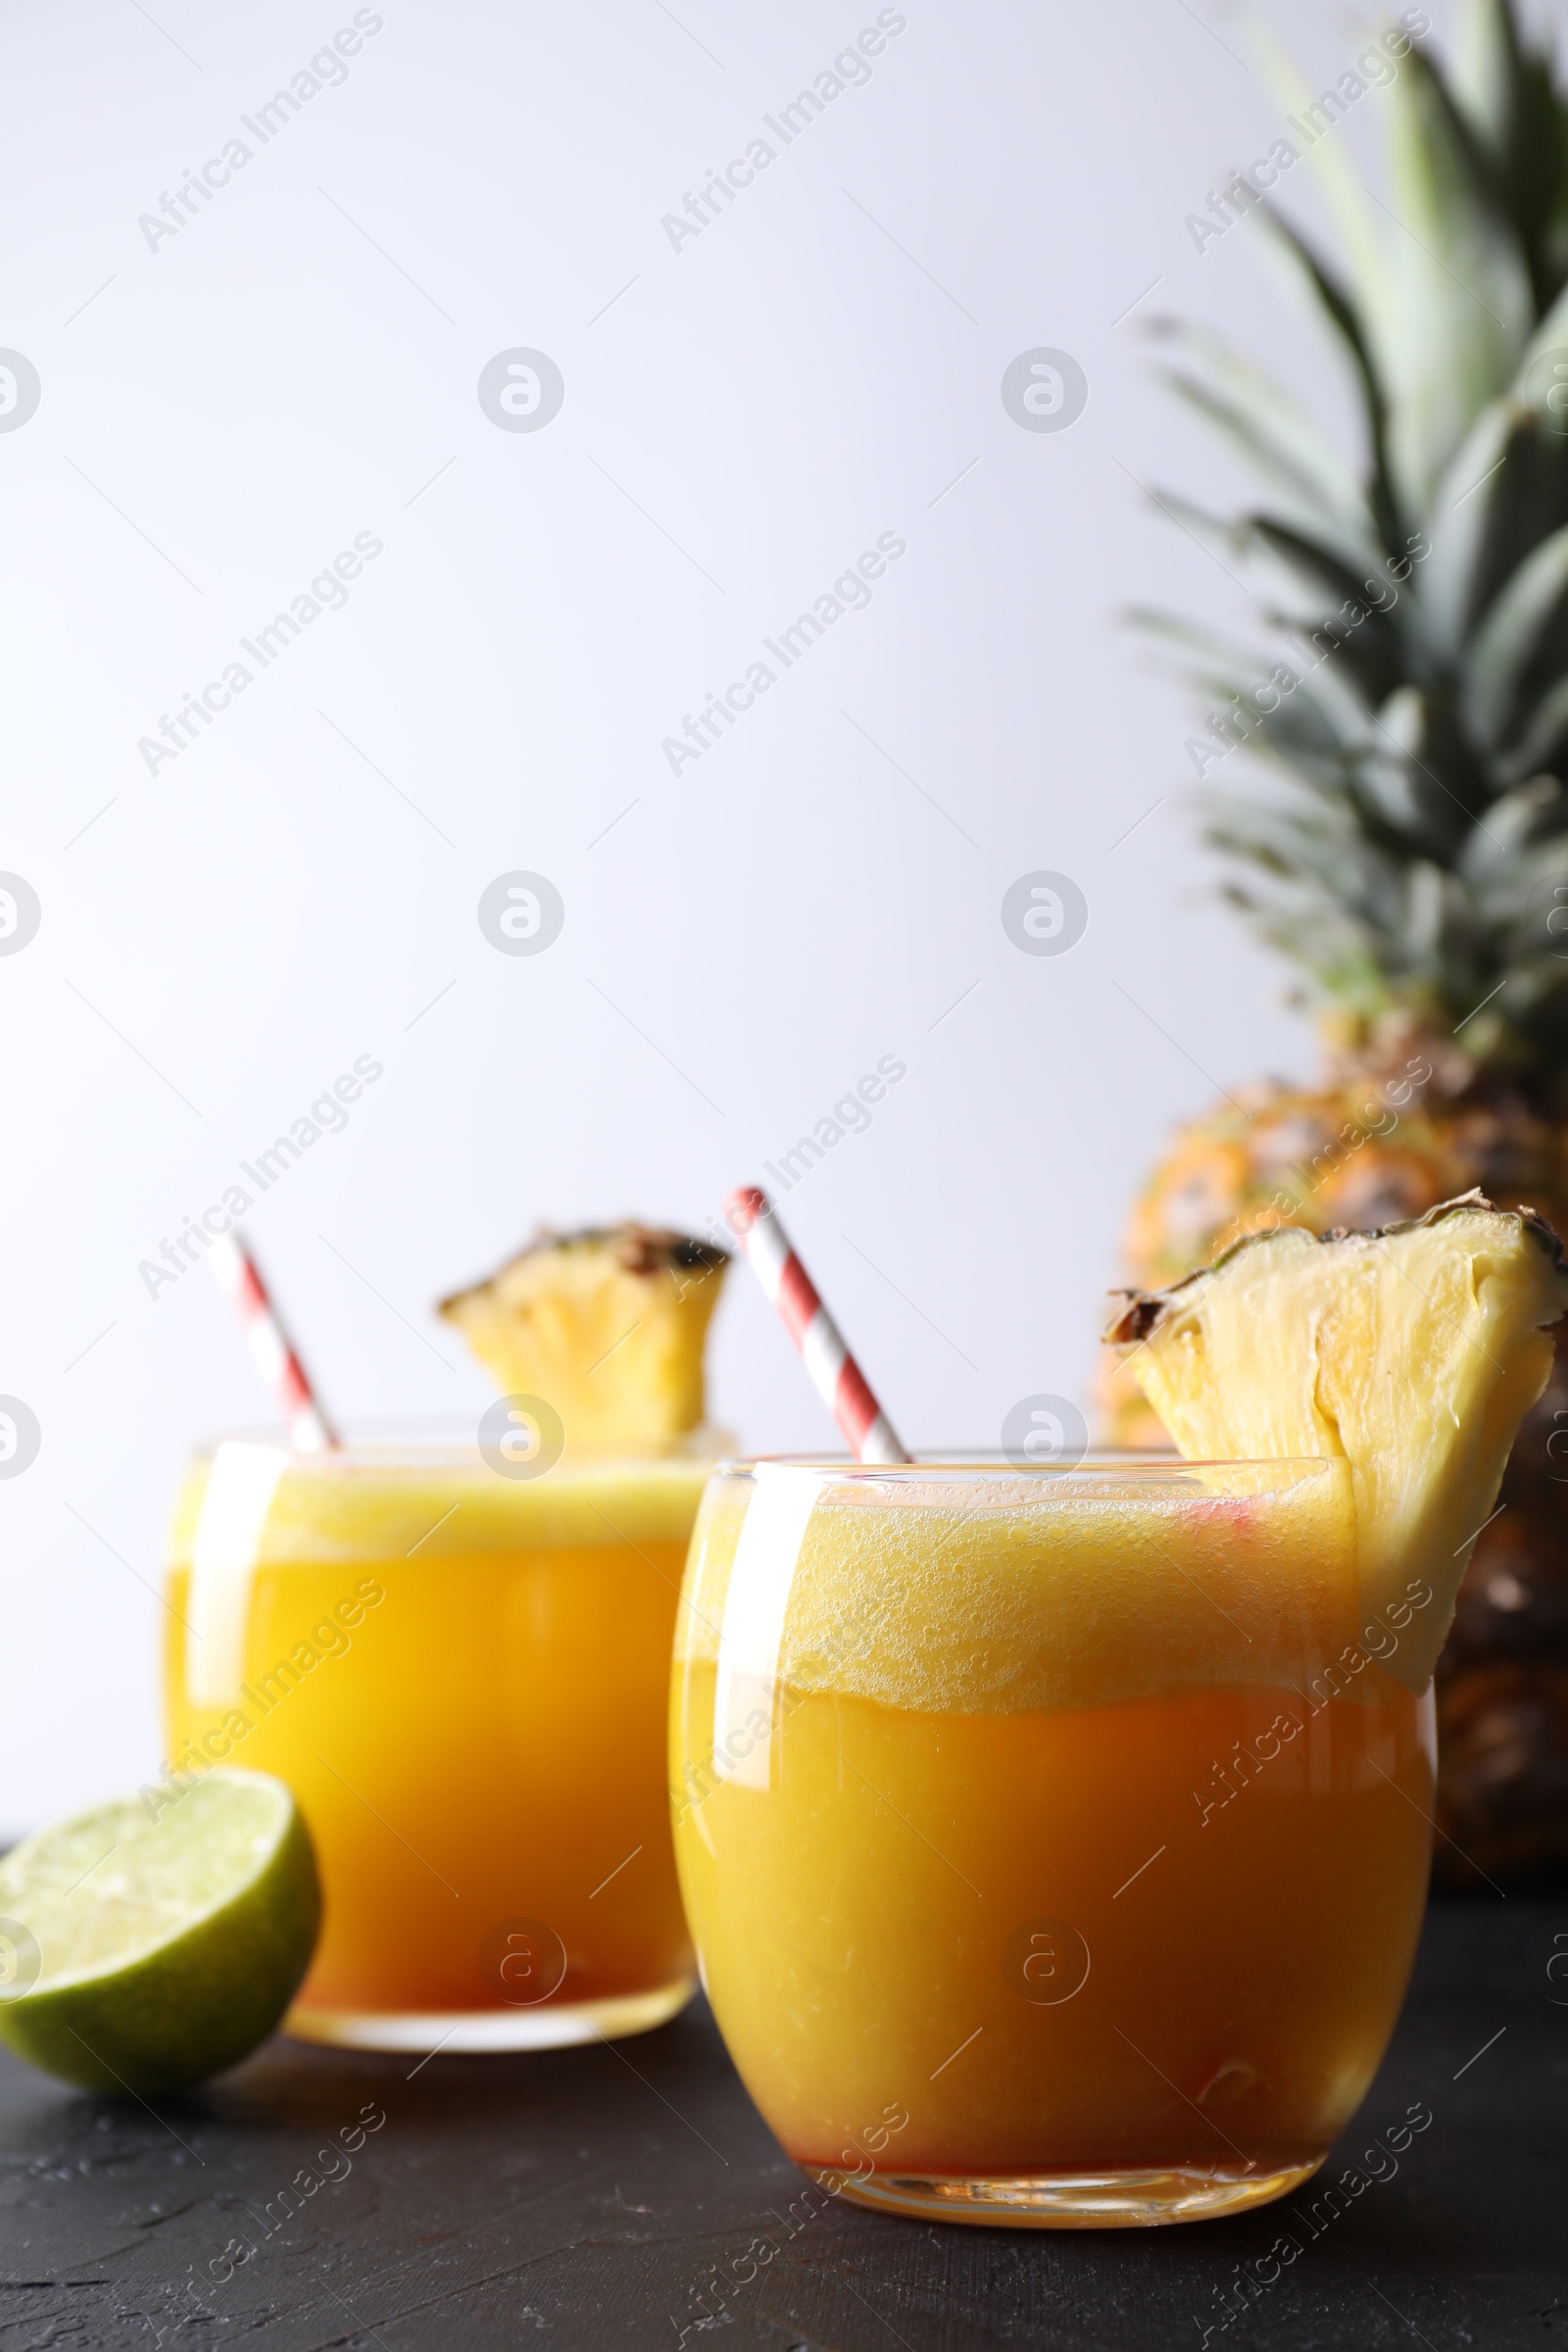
670,1456,1436,2228
165,1435,709,2050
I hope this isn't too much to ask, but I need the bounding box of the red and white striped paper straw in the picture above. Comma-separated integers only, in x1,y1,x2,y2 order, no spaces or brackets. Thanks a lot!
206,1232,338,1452
724,1187,909,1464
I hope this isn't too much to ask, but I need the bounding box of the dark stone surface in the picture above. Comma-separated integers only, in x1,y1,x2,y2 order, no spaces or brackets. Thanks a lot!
0,1895,1563,2350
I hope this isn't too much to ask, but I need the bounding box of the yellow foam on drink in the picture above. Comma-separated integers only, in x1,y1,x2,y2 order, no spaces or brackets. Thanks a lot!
676,1458,1361,1720
172,1449,711,1565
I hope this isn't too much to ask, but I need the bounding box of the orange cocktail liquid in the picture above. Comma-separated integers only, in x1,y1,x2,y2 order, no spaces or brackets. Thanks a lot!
671,1460,1435,2224
167,1446,707,2041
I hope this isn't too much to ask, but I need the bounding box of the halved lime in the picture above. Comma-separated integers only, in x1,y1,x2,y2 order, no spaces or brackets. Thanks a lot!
0,1768,319,2094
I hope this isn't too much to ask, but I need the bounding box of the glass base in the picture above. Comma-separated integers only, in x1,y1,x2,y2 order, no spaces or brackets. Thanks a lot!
285,1973,697,2054
812,2155,1324,2230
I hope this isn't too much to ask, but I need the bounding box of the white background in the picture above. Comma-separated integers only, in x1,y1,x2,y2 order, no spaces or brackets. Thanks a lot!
0,0,1475,1831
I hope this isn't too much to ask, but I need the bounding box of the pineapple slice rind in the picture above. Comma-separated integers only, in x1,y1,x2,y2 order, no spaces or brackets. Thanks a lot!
1106,1193,1568,1690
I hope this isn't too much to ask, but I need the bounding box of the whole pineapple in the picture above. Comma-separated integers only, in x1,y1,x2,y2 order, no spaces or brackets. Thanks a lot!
1114,0,1568,1883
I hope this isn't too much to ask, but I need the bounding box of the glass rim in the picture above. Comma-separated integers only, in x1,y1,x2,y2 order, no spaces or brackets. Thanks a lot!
714,1450,1338,1477
184,1420,731,1473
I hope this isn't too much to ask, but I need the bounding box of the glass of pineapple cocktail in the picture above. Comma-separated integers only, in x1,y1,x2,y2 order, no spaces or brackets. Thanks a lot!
165,1222,729,2050
672,1198,1567,2225
673,1453,1432,2224
167,1445,707,2048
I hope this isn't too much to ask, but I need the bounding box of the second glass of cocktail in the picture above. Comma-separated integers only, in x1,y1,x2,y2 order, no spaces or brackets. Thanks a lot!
672,1453,1434,2225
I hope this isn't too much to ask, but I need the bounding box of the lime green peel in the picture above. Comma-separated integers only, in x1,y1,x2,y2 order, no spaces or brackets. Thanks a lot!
0,1769,319,2094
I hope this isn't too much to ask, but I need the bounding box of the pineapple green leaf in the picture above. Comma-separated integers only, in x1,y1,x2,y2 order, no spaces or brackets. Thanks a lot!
1422,400,1522,654
1187,682,1363,802
1392,36,1535,309
1242,7,1390,317
1153,363,1378,556
1467,412,1568,636
1382,44,1536,502
1126,485,1247,569
1246,521,1405,700
1456,774,1561,878
1144,318,1367,515
1496,672,1568,784
1251,205,1402,549
1512,251,1568,395
1121,607,1273,681
1449,0,1568,312
1464,520,1568,744
1148,0,1568,1071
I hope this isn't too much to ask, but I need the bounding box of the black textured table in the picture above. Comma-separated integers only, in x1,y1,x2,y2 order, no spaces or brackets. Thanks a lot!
1,1896,1562,2351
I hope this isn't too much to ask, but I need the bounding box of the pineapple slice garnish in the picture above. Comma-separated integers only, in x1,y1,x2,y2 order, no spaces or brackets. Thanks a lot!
1105,1193,1568,1689
440,1224,728,1461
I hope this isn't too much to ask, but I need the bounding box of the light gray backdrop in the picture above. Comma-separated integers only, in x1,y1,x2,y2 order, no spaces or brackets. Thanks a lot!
0,0,1471,1829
